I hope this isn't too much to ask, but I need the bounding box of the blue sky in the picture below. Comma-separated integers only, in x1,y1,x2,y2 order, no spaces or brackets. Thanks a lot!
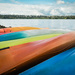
0,0,75,4
0,0,75,15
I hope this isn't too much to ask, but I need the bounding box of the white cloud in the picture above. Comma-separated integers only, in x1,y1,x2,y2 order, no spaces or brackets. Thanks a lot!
57,0,65,4
50,9,61,15
60,6,75,15
0,3,75,16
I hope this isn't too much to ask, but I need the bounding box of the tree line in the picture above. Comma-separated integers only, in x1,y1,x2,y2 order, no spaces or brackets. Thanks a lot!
0,15,75,19
0,25,6,29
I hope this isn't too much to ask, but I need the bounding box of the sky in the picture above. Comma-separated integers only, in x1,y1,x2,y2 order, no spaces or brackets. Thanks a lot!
0,0,75,16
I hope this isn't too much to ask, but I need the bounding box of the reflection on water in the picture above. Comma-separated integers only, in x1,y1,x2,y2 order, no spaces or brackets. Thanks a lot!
0,19,75,30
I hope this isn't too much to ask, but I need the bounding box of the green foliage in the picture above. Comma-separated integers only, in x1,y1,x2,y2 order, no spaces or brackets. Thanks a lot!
0,25,6,29
0,15,75,19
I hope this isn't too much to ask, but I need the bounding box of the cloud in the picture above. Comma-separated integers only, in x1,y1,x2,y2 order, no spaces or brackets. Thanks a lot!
0,3,75,16
57,0,65,4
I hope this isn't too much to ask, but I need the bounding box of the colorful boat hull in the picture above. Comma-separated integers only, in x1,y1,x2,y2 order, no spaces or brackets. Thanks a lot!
0,27,41,34
0,32,75,74
19,47,75,75
0,29,71,42
0,34,61,49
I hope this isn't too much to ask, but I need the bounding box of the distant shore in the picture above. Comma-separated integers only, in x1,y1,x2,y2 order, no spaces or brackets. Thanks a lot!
0,15,75,19
0,25,7,29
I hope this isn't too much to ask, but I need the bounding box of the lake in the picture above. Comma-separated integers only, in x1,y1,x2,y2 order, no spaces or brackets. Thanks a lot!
0,19,75,30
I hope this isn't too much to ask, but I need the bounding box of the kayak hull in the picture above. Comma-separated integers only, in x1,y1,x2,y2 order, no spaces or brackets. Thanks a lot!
0,34,61,49
0,29,71,42
19,47,75,75
0,27,41,34
0,32,75,74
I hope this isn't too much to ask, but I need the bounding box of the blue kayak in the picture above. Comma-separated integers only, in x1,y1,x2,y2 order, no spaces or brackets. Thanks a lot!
0,29,71,42
19,47,75,75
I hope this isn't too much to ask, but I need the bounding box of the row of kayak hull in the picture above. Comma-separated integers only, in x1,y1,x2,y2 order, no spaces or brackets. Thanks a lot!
0,31,75,74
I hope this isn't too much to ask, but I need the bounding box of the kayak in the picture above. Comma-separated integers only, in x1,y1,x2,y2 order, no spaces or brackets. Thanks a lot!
19,47,75,75
0,29,71,42
0,33,61,49
0,27,41,34
1,31,75,74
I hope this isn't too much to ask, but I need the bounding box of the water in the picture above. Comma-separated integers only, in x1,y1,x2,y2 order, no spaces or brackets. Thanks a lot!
0,19,75,30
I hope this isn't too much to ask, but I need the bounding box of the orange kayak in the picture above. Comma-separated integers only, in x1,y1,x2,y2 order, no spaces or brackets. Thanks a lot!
0,31,75,74
0,27,41,35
